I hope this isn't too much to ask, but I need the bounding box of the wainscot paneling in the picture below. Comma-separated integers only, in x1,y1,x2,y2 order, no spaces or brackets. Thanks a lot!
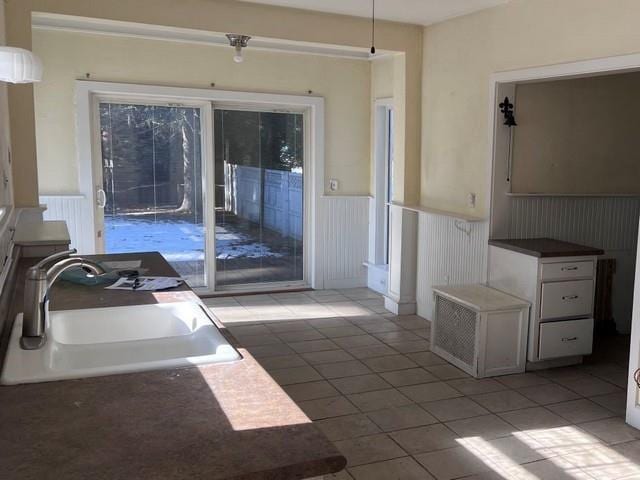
40,195,92,254
508,196,640,252
507,195,640,333
416,213,489,321
321,196,370,289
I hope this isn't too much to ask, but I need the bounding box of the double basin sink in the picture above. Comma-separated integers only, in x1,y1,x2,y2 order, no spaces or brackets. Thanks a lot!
1,302,241,385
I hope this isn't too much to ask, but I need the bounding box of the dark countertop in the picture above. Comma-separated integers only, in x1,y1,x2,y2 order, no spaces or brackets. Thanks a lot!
0,252,346,480
488,238,604,258
48,252,199,313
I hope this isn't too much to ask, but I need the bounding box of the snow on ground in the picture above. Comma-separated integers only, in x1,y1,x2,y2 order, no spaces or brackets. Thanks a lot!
104,216,284,260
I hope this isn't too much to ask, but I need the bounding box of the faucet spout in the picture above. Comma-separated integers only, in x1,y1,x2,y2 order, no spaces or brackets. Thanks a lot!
20,250,107,350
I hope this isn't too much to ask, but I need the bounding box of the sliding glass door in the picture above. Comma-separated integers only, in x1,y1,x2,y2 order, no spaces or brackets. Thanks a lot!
97,102,208,287
93,97,306,292
213,108,304,288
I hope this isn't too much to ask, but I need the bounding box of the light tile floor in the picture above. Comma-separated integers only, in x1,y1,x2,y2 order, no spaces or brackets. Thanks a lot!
204,288,637,480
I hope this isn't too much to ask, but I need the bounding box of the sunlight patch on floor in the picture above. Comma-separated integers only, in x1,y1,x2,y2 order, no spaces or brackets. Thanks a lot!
456,436,538,479
514,426,640,480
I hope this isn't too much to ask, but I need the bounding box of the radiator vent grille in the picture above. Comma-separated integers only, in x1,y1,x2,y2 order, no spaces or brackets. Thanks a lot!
434,296,477,367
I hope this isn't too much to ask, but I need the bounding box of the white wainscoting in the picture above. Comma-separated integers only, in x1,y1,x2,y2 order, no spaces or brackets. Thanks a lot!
39,193,370,290
39,195,92,254
507,195,640,333
507,196,640,252
320,196,370,289
416,213,490,320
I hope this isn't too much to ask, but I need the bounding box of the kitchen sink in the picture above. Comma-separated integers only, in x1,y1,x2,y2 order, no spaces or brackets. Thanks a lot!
1,302,241,385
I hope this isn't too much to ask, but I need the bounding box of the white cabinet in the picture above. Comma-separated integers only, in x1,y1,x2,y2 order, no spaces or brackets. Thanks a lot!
538,318,594,360
540,280,594,319
488,239,601,364
541,261,594,281
431,285,530,378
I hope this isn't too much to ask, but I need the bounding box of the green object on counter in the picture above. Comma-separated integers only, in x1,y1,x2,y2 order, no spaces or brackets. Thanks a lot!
59,264,120,286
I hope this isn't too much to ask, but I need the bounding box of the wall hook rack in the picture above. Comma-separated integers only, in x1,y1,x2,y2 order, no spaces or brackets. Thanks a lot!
454,219,472,237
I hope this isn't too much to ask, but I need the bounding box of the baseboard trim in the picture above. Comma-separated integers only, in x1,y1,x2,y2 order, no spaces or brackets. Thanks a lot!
324,277,367,289
526,356,583,371
384,297,416,315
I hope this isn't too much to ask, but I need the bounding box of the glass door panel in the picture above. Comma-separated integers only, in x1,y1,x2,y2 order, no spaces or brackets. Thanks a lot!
214,109,304,287
98,103,206,287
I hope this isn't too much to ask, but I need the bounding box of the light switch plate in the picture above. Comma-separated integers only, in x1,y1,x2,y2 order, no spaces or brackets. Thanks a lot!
329,179,339,192
467,192,476,209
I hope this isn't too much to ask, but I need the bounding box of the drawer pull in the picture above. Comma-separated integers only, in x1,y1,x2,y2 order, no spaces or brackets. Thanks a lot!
562,336,578,342
561,266,579,271
562,295,579,301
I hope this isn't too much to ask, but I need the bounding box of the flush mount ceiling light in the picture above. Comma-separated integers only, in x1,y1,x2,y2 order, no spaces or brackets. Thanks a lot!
226,34,251,64
0,47,43,83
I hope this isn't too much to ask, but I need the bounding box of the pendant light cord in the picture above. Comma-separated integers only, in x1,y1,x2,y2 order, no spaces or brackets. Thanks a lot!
370,0,376,55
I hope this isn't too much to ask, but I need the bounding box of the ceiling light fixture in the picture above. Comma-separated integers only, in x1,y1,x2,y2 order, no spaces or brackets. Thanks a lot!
370,0,376,55
0,47,42,83
226,34,251,64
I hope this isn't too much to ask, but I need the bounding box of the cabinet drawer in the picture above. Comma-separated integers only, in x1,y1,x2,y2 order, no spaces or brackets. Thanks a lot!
541,261,594,281
540,280,593,319
539,318,593,360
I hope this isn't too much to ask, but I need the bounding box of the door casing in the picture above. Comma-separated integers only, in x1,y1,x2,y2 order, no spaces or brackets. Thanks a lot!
486,53,640,426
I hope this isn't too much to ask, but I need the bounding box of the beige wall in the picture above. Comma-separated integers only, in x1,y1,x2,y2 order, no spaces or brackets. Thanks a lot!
6,0,422,207
370,55,405,196
422,0,640,216
371,56,395,100
0,1,13,210
512,73,640,194
33,29,371,195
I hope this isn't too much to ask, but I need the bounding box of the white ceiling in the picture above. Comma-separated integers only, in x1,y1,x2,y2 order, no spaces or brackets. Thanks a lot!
236,0,510,26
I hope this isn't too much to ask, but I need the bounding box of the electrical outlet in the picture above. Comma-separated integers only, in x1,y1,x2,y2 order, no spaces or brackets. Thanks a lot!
329,179,339,192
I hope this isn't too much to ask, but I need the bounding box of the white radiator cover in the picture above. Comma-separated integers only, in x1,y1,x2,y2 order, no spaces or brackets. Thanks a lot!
434,296,478,368
431,285,529,378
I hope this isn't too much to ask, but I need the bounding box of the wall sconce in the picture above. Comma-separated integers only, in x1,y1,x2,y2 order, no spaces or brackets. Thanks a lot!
499,96,517,127
0,47,43,84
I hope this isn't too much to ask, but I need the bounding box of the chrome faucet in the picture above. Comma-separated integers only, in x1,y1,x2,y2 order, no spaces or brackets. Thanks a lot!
21,249,107,350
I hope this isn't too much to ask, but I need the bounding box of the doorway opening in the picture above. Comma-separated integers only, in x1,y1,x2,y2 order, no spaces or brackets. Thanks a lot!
487,57,640,427
367,98,394,294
